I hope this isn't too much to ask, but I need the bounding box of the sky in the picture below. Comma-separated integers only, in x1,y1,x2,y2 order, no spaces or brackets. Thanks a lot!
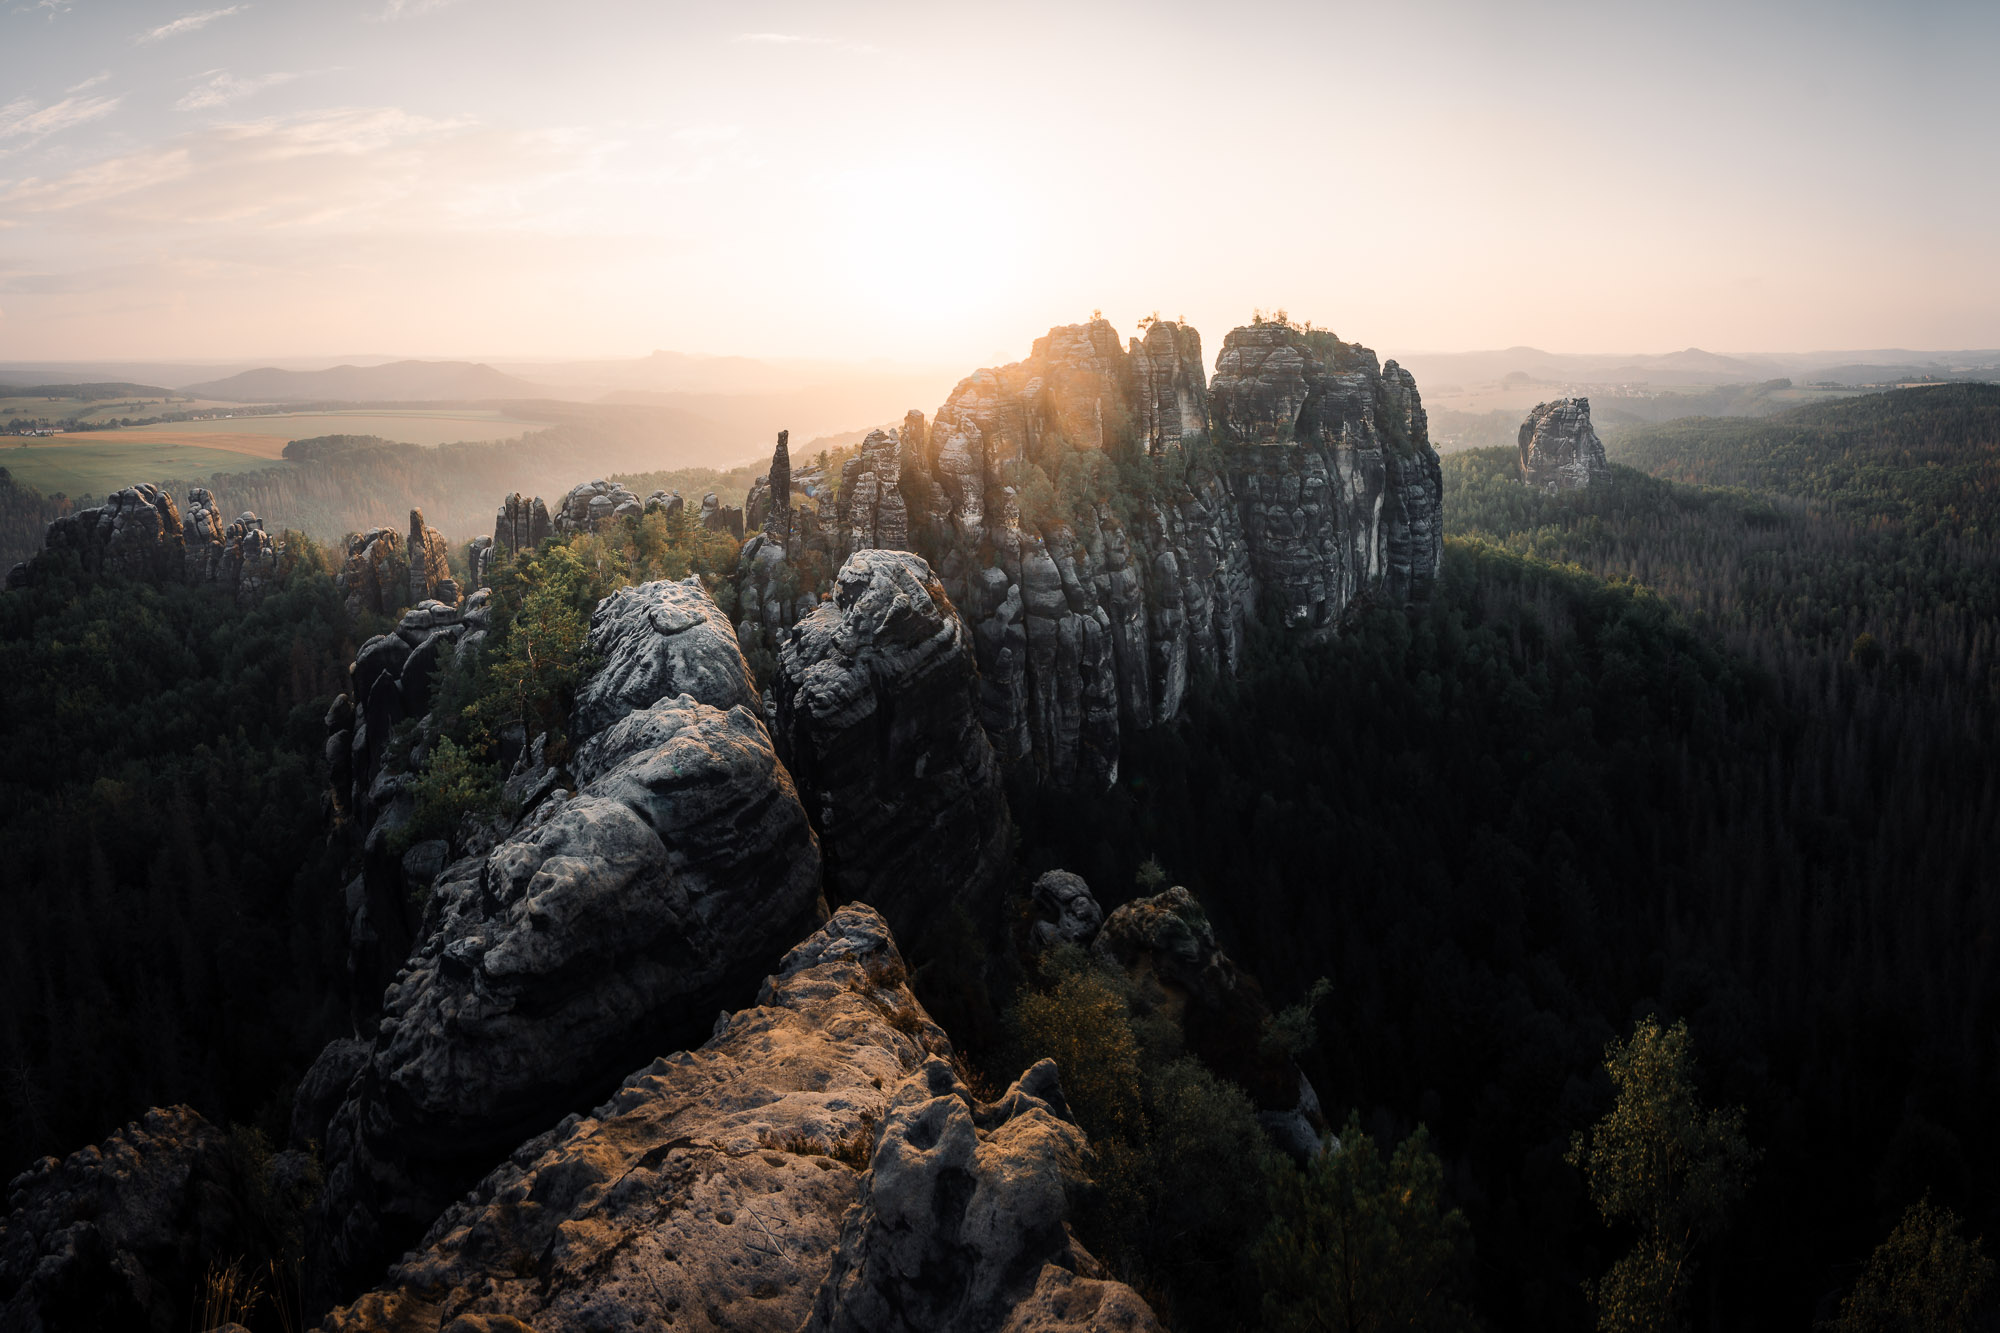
1,0,1996,366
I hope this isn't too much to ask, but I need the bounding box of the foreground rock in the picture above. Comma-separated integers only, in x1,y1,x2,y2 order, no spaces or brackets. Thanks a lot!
1517,397,1610,490
0,1106,303,1333
325,906,1158,1333
572,575,761,744
308,689,826,1303
774,549,1010,947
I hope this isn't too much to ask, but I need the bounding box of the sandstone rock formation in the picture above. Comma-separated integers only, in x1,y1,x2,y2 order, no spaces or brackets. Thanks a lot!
493,490,552,557
325,592,493,1012
323,905,1158,1333
405,506,459,608
1517,397,1610,490
727,314,1444,790
553,478,643,535
5,483,283,600
0,1106,301,1333
571,575,760,745
337,526,404,618
308,687,825,1301
1029,869,1103,948
772,549,1010,946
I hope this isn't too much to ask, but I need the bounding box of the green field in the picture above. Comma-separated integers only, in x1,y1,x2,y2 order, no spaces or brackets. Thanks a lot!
0,440,290,498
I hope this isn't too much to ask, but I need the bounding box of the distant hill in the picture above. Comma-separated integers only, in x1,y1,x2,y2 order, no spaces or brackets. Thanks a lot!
183,360,543,403
0,382,177,401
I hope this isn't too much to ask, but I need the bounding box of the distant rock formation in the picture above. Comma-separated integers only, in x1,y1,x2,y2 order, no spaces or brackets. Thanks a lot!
322,905,1159,1333
5,482,282,600
730,315,1443,789
772,550,1010,947
1517,397,1610,490
337,526,404,618
308,580,825,1304
405,506,458,607
553,478,643,535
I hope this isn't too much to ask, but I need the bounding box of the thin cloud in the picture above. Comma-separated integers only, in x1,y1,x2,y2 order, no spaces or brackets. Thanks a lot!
14,0,72,19
136,6,248,43
372,0,464,19
66,72,112,93
0,94,121,145
734,32,878,53
178,70,297,111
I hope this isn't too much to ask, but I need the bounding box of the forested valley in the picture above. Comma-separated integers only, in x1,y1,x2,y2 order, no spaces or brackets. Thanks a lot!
2,385,1996,1330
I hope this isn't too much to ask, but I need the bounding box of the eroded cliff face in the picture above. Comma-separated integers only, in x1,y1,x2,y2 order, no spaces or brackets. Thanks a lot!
1517,396,1610,491
735,315,1443,789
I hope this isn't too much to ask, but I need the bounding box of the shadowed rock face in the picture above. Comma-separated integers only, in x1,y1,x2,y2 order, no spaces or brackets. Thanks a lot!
1517,397,1610,490
323,906,1158,1333
6,483,283,599
405,507,458,608
773,549,1010,947
0,1106,303,1333
308,688,826,1307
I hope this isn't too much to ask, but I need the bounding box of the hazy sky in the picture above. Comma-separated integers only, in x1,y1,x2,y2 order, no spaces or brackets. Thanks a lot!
2,0,1995,365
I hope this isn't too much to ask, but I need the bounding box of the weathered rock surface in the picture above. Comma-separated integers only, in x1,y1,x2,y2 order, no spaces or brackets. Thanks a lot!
493,490,552,557
324,906,1159,1333
1092,885,1324,1157
338,526,405,618
405,507,459,608
725,314,1443,790
308,689,826,1304
1517,396,1610,491
570,576,761,746
0,1107,251,1333
773,549,1009,946
6,483,283,599
1029,870,1103,948
806,1055,1159,1333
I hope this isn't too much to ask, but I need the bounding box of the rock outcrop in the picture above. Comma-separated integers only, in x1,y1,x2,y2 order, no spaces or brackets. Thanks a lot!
405,506,459,608
5,483,283,600
1517,397,1610,490
309,618,825,1301
773,550,1010,946
337,526,404,618
1092,885,1323,1158
1029,870,1103,948
493,490,552,557
571,576,760,744
553,478,643,535
326,592,493,1018
324,906,1159,1333
728,314,1444,790
0,1106,300,1333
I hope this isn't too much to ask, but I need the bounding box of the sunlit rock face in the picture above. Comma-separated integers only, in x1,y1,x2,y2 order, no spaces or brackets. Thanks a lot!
1517,397,1610,491
731,314,1443,790
321,906,1162,1333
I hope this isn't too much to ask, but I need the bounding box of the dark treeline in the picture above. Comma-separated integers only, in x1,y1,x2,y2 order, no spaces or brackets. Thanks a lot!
0,467,75,571
0,541,364,1181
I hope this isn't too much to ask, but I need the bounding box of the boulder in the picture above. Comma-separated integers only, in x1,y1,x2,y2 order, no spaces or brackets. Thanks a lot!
1029,870,1103,948
1517,397,1610,490
774,549,1010,946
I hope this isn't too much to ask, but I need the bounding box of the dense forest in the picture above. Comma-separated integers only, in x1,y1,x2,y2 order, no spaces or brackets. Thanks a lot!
3,385,1996,1330
0,541,363,1175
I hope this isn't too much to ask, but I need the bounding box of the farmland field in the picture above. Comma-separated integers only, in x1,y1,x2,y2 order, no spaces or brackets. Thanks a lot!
1,408,537,496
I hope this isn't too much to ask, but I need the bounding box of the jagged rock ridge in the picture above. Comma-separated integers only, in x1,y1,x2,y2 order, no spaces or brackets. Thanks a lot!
5,482,282,600
733,314,1444,788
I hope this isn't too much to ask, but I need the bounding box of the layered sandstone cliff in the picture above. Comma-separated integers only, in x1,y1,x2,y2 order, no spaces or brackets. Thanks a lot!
1517,397,1610,490
735,315,1444,788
